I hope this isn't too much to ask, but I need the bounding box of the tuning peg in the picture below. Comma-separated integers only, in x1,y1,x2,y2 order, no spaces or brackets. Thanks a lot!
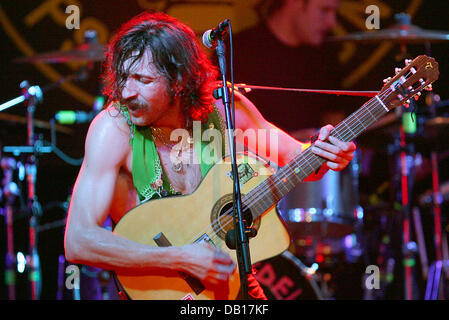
425,84,433,91
383,77,392,84
406,99,410,104
395,67,402,74
404,59,412,65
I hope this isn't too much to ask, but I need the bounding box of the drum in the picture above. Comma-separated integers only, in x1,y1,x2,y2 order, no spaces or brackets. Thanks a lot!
253,251,324,300
277,136,363,239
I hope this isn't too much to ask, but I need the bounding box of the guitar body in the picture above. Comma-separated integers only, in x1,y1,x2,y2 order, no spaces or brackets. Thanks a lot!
113,153,291,300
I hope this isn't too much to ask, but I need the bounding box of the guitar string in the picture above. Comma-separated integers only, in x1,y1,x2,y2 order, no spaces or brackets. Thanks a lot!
204,87,398,246
203,86,395,245
189,70,422,245
217,66,422,226
189,85,398,246
184,85,396,246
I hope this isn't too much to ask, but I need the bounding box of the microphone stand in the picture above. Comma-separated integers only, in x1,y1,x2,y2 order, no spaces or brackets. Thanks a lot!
0,67,90,113
215,37,252,299
19,80,44,300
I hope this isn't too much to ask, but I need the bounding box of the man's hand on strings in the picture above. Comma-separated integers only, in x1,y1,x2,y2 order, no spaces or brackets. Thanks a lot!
311,125,356,171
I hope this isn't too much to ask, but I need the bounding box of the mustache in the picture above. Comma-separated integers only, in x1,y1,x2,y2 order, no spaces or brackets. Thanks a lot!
121,99,146,111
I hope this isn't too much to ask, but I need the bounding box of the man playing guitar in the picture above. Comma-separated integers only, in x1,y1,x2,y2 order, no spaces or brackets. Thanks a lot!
64,12,356,300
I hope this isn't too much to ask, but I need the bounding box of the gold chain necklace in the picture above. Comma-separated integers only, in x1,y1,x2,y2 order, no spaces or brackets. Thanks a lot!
150,127,194,172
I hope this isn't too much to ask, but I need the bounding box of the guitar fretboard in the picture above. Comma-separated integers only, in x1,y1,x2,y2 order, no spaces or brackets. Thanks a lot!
242,94,390,219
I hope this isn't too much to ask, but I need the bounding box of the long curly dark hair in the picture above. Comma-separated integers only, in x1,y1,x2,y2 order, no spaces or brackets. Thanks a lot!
102,12,218,125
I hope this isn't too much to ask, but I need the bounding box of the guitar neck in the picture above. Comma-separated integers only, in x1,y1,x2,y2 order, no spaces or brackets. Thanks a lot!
244,94,390,218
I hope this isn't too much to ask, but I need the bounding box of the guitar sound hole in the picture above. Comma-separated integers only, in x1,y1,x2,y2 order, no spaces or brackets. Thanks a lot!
211,194,260,240
219,202,253,230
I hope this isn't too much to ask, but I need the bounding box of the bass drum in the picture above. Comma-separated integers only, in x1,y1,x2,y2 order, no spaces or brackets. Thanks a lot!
277,128,363,239
253,251,325,300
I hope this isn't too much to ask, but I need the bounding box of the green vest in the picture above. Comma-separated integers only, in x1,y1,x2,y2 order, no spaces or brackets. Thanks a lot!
116,103,227,202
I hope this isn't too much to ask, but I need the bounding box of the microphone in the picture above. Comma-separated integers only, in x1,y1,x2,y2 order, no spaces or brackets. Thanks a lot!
202,19,230,49
55,95,104,125
55,110,94,125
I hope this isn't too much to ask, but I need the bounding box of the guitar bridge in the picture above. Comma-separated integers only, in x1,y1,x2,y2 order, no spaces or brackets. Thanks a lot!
194,233,215,247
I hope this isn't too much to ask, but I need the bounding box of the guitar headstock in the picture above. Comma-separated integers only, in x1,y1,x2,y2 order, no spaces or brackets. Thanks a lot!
379,55,439,109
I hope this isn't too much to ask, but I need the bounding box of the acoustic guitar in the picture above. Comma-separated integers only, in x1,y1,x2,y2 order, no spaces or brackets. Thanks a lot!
113,55,439,300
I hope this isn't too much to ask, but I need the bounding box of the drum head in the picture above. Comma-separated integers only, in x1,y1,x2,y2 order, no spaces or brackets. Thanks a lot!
253,252,319,300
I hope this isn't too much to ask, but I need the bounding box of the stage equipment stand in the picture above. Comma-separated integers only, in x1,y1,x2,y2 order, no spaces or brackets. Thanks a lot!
423,93,448,299
1,157,20,299
0,29,100,299
1,80,51,300
426,93,444,266
390,102,421,300
22,80,45,300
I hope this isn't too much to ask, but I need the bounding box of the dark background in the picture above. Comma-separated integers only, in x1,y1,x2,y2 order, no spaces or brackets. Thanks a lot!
0,0,448,300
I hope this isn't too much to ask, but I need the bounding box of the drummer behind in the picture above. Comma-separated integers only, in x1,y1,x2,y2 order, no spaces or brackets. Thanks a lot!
230,0,352,134
64,11,356,299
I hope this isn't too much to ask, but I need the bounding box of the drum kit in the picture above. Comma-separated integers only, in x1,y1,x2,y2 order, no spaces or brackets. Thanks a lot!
1,13,449,300
254,13,449,300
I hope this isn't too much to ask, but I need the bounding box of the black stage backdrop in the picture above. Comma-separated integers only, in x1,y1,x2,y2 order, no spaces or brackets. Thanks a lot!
0,0,448,300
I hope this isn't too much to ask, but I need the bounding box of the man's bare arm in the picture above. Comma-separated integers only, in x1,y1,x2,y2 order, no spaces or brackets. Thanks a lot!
64,109,178,272
64,108,235,283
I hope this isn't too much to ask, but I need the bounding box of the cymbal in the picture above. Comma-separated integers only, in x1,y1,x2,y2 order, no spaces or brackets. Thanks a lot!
0,113,73,135
14,43,106,64
328,22,449,44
